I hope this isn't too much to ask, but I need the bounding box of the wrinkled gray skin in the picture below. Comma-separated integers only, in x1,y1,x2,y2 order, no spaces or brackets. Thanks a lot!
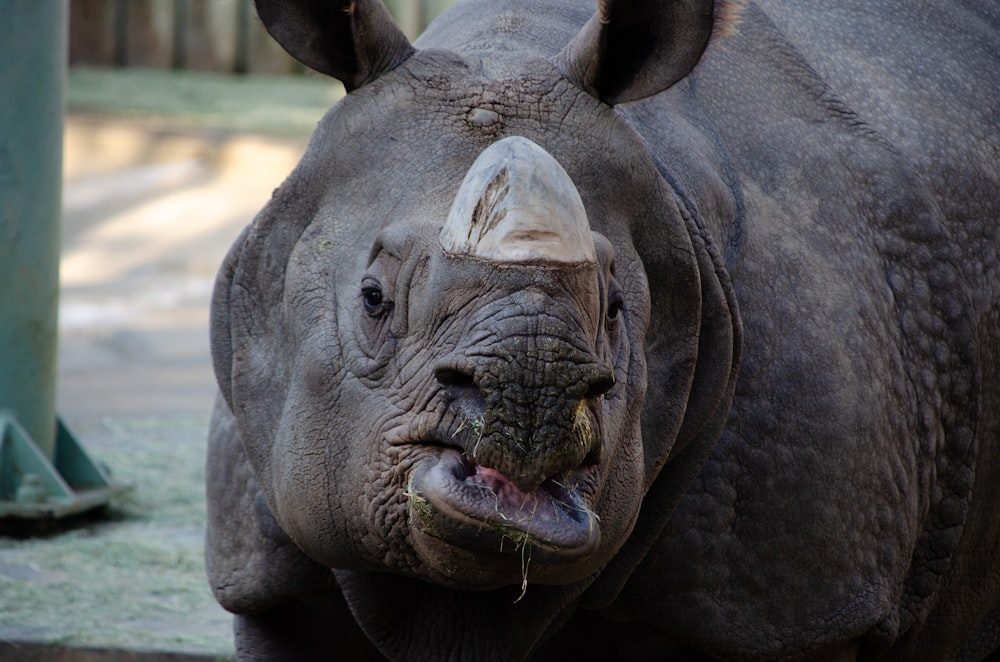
205,0,1000,659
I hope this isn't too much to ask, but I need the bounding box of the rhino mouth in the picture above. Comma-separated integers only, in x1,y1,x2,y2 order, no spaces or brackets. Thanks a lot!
407,449,601,565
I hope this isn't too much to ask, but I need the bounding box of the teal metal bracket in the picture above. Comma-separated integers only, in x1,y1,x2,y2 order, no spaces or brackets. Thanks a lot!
0,5,130,531
0,411,130,521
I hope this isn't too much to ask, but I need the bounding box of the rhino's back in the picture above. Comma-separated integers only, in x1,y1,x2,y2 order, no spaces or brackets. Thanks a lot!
757,0,1000,301
613,1,1000,658
759,0,1000,175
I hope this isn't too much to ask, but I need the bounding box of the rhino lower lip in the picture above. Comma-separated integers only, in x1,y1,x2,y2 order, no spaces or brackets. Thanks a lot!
407,449,601,563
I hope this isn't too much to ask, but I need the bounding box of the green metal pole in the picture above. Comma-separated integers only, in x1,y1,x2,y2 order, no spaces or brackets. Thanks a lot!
0,0,66,459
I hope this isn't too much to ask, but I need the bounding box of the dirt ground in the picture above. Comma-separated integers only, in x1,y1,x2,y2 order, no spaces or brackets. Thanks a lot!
1,108,313,658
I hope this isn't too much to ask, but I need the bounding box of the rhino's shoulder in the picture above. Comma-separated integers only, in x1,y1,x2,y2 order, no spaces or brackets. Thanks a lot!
205,396,334,613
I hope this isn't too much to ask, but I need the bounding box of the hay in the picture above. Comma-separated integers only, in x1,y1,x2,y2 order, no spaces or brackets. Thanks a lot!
0,415,234,658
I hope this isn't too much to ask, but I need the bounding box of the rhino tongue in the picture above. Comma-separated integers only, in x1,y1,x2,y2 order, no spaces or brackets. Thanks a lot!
465,464,562,521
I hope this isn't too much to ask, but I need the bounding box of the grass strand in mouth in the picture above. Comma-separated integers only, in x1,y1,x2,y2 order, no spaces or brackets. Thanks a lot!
452,413,487,460
549,476,600,532
515,544,532,604
404,488,434,525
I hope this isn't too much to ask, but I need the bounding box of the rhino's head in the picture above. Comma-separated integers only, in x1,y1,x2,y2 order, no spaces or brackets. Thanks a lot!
212,0,739,598
407,136,618,575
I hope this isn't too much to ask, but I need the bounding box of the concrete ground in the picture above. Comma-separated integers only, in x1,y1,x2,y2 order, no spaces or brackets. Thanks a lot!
1,109,314,659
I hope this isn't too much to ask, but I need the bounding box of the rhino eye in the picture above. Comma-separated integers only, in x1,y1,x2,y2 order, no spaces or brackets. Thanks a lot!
361,283,387,317
607,281,625,321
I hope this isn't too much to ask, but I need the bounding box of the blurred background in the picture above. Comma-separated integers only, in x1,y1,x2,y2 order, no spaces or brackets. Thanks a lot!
68,0,453,73
1,2,455,659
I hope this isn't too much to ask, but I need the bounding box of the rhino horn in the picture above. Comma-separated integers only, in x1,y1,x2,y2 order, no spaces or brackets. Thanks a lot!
440,137,596,265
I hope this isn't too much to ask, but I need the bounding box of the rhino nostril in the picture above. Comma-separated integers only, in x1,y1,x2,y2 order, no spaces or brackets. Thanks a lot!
434,367,476,389
585,371,616,399
434,366,486,420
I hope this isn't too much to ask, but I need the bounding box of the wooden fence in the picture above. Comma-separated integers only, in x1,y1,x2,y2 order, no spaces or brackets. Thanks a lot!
69,0,456,75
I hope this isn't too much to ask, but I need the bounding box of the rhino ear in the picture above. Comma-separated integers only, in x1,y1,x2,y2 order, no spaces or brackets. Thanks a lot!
559,0,716,105
254,0,414,91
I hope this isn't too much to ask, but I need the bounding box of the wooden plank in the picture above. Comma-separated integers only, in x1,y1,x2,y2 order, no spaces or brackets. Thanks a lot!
69,0,115,67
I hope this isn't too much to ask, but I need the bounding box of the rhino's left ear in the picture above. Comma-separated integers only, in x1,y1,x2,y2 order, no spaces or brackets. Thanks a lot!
559,0,717,105
254,0,414,91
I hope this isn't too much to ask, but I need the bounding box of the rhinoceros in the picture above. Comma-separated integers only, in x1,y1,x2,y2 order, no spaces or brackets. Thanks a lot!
205,0,1000,659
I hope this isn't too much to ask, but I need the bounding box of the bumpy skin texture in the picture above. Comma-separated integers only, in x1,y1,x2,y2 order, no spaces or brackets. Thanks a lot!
205,0,1000,660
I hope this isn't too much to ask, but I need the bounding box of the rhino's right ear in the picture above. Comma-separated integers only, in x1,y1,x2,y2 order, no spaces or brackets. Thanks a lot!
254,0,414,91
559,0,718,105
